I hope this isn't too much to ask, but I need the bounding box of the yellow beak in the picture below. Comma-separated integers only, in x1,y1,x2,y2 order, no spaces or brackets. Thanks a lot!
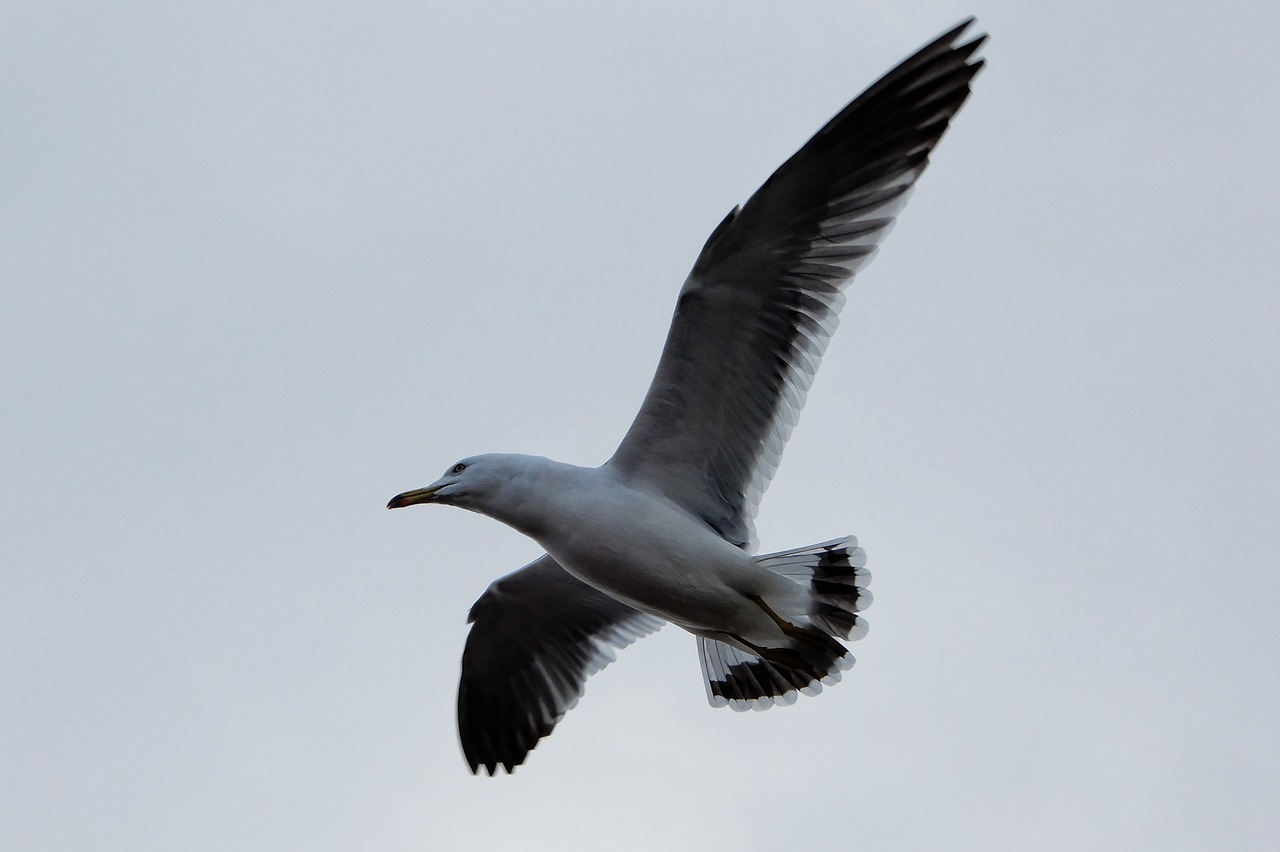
387,484,444,509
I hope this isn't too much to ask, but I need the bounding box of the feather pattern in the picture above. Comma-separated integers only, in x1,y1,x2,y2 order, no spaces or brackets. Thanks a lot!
608,20,986,549
457,555,663,774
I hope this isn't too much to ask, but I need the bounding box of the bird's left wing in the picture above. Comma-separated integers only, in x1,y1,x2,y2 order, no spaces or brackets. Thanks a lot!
457,553,664,774
607,21,985,549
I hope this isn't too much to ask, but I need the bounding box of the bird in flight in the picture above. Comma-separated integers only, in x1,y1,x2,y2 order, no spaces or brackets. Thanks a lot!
389,19,985,774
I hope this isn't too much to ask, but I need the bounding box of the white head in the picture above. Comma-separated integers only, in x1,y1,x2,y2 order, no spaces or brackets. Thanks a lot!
387,453,566,529
388,454,505,511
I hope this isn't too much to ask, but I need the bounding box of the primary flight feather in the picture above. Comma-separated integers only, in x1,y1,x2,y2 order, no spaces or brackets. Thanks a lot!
389,19,985,774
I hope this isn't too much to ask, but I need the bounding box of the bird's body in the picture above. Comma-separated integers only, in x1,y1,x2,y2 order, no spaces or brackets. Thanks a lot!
439,453,806,641
389,19,985,773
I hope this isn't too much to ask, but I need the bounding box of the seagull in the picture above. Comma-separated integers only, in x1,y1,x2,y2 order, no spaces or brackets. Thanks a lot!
389,19,984,774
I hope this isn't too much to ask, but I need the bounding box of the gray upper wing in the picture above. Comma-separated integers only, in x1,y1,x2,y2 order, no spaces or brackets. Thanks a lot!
457,554,663,775
606,20,985,549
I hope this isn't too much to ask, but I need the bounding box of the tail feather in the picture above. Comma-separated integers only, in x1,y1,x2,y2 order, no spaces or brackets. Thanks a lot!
699,637,806,710
698,535,871,711
765,535,872,640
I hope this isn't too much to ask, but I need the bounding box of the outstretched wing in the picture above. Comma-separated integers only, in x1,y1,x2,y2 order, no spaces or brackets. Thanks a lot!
607,20,985,549
457,554,664,774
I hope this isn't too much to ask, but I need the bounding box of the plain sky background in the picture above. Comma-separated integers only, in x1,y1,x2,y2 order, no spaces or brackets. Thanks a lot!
4,1,1278,849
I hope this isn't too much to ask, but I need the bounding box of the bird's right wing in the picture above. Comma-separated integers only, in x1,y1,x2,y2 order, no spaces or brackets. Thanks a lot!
457,554,664,775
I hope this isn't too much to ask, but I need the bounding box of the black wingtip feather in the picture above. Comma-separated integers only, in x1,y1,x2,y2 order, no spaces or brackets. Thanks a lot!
456,556,663,775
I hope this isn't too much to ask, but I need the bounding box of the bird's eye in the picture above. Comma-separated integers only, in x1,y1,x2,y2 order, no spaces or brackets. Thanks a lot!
451,463,467,475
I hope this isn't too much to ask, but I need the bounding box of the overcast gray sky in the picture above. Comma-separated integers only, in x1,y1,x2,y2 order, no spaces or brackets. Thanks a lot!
4,1,1278,849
